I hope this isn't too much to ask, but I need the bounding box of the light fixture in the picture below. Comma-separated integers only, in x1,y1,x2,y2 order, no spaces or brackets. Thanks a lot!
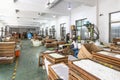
46,0,62,9
38,13,41,15
15,9,19,13
53,15,56,18
33,18,36,20
99,14,103,16
68,2,72,10
38,13,46,16
17,17,20,19
14,0,18,3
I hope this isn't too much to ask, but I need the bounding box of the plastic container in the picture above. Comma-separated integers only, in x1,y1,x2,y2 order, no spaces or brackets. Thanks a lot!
15,50,20,57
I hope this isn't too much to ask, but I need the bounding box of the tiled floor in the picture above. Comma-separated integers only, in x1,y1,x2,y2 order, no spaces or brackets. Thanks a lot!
0,40,48,80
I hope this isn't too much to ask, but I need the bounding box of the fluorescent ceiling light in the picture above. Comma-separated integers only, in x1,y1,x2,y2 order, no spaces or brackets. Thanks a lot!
50,0,55,3
14,0,18,3
46,0,62,9
53,15,56,18
68,2,72,10
68,7,71,10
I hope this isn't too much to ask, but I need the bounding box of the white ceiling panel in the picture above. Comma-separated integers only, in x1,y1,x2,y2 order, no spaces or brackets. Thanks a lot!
0,0,97,27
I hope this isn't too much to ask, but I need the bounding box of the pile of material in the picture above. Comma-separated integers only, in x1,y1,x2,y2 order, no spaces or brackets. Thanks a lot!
110,38,120,52
77,43,102,59
31,39,42,47
0,42,16,64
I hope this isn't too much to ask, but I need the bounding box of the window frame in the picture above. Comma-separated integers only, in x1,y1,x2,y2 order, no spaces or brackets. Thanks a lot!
109,11,120,42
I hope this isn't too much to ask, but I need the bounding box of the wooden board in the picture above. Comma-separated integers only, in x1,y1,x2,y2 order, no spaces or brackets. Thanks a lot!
68,59,120,80
92,51,120,70
0,42,15,64
44,53,68,64
48,63,68,80
45,43,57,48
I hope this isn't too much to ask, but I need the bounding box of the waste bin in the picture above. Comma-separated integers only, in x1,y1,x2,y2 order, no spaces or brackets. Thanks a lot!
15,44,21,57
15,50,20,57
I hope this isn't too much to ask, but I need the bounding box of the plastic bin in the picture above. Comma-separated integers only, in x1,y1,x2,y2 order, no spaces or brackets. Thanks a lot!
15,49,20,57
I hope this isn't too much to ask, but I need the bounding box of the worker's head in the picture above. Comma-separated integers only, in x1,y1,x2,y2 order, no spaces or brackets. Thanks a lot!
67,33,70,36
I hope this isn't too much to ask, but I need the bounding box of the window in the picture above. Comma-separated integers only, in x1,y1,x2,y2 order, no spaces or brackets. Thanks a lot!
109,11,120,42
60,23,66,40
75,18,87,40
0,27,1,37
51,25,56,39
0,27,4,37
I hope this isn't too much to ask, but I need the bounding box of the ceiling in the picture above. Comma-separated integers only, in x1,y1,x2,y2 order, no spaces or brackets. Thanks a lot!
0,0,96,27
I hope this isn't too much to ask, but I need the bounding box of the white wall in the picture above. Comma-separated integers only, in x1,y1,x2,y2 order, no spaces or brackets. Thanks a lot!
0,22,5,27
98,0,120,43
71,5,96,25
48,20,57,37
48,16,70,40
40,23,49,36
48,5,97,40
0,22,4,27
56,16,70,40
